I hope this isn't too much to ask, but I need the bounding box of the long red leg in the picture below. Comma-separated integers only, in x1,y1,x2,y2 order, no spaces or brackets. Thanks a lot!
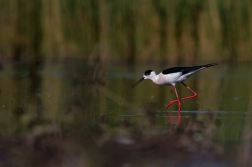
170,85,181,116
166,82,197,109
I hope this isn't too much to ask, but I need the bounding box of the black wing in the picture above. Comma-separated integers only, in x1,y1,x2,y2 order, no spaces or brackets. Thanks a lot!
162,63,218,75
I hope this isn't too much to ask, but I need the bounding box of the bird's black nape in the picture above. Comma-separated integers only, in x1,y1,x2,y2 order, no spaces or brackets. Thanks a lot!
132,77,144,87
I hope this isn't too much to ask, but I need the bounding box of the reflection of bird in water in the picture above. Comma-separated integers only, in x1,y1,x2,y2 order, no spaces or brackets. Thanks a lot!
133,63,218,118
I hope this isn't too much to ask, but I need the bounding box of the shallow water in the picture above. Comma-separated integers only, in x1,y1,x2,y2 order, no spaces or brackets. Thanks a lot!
0,60,251,167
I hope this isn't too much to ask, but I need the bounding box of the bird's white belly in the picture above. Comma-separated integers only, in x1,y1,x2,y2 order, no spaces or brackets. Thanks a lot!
154,73,183,86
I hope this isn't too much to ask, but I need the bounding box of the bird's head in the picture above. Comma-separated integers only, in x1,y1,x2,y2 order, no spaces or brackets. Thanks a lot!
143,70,156,79
132,70,156,87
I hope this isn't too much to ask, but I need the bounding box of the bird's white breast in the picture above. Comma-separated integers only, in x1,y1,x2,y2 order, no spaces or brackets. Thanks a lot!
154,72,182,86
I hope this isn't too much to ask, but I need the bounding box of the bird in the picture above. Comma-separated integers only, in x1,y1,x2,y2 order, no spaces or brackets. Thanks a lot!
132,63,218,116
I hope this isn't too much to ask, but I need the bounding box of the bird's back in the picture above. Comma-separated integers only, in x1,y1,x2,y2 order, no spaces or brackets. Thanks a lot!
162,63,217,75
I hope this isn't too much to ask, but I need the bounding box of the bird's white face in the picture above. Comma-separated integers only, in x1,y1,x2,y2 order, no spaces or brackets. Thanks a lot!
132,70,156,87
143,70,156,80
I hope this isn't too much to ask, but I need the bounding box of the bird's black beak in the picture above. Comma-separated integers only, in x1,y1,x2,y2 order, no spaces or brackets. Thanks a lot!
132,77,144,87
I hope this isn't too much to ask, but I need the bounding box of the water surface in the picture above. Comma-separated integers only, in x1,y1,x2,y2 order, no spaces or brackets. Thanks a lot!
0,60,251,167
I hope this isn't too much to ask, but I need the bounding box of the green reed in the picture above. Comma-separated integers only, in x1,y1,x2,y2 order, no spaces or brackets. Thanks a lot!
0,0,251,63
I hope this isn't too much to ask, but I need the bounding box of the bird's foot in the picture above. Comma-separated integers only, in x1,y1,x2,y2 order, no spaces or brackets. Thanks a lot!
165,99,179,109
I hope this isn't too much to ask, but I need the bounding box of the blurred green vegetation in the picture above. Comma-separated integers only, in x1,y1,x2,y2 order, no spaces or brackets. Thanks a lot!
0,0,252,63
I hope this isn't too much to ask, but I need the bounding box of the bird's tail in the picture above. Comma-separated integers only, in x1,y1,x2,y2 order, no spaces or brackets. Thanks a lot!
202,63,218,68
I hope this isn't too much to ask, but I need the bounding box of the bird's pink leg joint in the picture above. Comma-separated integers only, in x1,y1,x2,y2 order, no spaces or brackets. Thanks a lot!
166,83,197,112
180,82,197,100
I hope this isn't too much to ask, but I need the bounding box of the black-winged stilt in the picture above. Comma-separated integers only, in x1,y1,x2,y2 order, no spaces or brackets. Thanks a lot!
133,63,218,116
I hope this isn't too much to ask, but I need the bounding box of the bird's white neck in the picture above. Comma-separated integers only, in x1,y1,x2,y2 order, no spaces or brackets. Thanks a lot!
152,75,161,84
147,74,160,84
